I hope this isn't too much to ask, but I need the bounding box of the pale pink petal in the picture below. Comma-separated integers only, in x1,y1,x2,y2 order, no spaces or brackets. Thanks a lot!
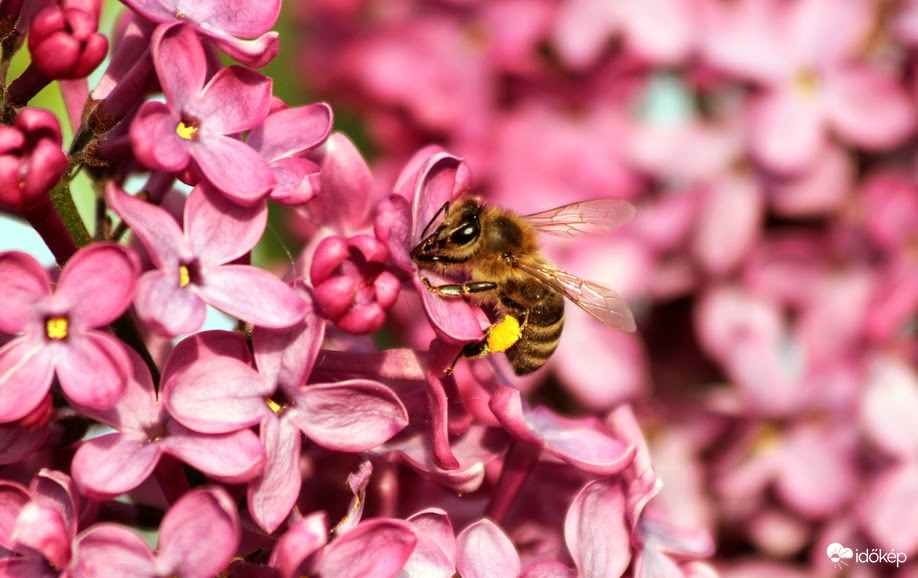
71,524,157,578
691,176,764,275
71,433,161,499
55,331,129,410
185,184,267,265
129,101,190,172
12,502,69,568
861,356,918,457
749,89,826,174
180,0,280,37
456,519,521,578
190,135,275,204
134,270,207,337
859,461,918,556
620,0,695,64
768,144,853,216
105,183,187,269
316,519,417,578
292,380,409,451
528,406,636,475
0,337,54,422
161,330,253,380
211,31,279,68
551,0,619,70
825,65,916,150
163,355,273,434
157,487,240,578
776,427,856,518
565,479,631,578
0,251,50,333
29,469,78,537
191,66,272,134
404,508,456,577
269,512,327,578
201,266,307,328
521,562,576,578
248,103,333,162
56,244,139,329
163,422,265,483
0,481,30,549
150,22,206,108
786,0,875,63
247,416,301,533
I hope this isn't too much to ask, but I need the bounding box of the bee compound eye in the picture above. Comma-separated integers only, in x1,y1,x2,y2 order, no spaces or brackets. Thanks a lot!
450,223,479,245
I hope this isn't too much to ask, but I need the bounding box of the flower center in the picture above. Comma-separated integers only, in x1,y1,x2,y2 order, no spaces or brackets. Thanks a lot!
176,120,199,140
177,260,201,288
793,69,820,98
265,391,292,415
45,316,69,340
178,265,191,288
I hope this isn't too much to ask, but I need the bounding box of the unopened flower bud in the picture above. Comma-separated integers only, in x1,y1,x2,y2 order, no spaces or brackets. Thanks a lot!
28,2,107,79
0,107,67,211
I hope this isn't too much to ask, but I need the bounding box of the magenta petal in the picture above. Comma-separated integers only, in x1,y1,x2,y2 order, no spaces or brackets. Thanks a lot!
375,194,414,272
192,66,272,134
12,502,70,568
56,243,139,328
157,487,240,578
55,331,129,410
185,184,267,265
269,512,328,578
105,183,187,269
190,134,275,204
826,65,916,150
201,266,307,328
247,416,302,533
164,423,265,483
0,337,54,422
129,101,190,172
194,0,280,37
293,380,409,451
520,562,576,578
317,519,417,578
528,407,636,475
211,31,280,68
248,103,333,161
72,525,156,577
268,157,320,206
253,296,323,390
0,423,47,465
456,519,521,578
151,23,206,109
308,133,374,232
565,479,631,578
162,330,254,380
134,270,207,337
410,152,470,247
403,509,456,578
71,433,161,499
164,355,273,434
0,251,50,333
416,277,485,344
0,481,30,549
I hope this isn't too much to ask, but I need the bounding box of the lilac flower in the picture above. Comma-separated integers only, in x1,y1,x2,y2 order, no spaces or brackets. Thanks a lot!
0,244,138,421
247,102,333,206
311,519,418,578
130,23,275,204
106,182,307,336
161,303,408,532
70,341,265,500
120,0,280,67
71,486,241,578
0,108,67,211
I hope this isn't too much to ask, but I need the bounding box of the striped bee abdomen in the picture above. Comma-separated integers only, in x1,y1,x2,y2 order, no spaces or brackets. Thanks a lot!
500,280,566,375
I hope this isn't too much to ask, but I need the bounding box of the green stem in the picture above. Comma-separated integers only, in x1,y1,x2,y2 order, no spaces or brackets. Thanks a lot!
48,179,92,249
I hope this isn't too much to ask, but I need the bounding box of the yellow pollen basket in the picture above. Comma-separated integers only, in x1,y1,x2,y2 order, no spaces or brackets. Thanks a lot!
46,316,69,340
487,315,522,353
178,265,191,288
265,398,282,414
175,121,198,140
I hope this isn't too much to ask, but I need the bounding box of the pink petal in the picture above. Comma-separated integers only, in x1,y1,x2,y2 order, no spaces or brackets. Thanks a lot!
201,265,307,329
163,422,266,483
161,330,253,380
247,416,301,533
157,487,240,578
826,65,916,150
0,481,30,549
529,406,636,475
0,423,47,465
0,251,50,333
151,22,206,109
404,508,456,577
749,89,826,174
768,144,853,216
565,479,632,578
195,0,280,36
267,157,320,206
307,133,374,233
521,562,576,578
129,101,191,172
192,66,272,134
269,512,328,578
691,176,764,275
105,183,187,269
248,103,333,162
211,31,280,68
71,433,161,499
292,380,409,451
317,519,417,578
55,331,130,410
163,354,273,434
456,519,521,578
551,0,619,70
787,0,875,63
776,427,856,518
253,294,324,390
184,184,267,265
0,556,59,577
620,0,694,64
29,469,78,538
0,337,54,422
190,134,275,204
12,502,70,568
861,356,918,457
71,524,157,577
859,461,918,556
134,270,207,337
56,243,139,329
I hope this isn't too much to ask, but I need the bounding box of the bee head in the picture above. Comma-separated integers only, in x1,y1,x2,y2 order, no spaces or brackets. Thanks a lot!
411,199,482,266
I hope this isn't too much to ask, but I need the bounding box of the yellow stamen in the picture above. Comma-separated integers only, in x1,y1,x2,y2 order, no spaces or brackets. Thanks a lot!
46,316,69,340
487,315,522,353
176,121,198,140
794,69,820,98
265,398,282,414
178,265,191,288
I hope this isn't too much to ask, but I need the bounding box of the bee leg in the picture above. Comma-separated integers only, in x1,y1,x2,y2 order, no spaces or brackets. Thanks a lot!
421,278,497,297
444,314,523,375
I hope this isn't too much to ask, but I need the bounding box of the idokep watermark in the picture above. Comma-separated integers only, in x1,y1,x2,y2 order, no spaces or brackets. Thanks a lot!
827,543,908,569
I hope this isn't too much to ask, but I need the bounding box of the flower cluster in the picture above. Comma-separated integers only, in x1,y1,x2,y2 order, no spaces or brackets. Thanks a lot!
1,0,915,576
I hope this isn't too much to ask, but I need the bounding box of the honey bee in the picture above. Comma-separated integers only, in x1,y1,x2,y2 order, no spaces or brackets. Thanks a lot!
410,197,637,375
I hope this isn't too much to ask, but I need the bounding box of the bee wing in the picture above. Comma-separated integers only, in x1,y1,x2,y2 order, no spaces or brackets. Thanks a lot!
513,258,637,332
524,198,635,238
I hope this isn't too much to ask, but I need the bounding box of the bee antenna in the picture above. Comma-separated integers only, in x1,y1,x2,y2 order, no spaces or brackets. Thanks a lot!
421,201,450,238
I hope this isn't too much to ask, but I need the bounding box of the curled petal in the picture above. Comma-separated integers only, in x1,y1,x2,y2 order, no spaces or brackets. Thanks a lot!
0,251,50,333
12,502,70,568
316,519,417,578
565,479,631,578
55,331,130,410
269,512,328,578
248,102,333,162
0,481,30,549
268,157,320,206
456,519,521,578
201,266,307,329
292,380,409,451
71,433,161,499
72,524,157,577
56,243,139,329
211,31,280,68
157,487,241,578
0,422,48,465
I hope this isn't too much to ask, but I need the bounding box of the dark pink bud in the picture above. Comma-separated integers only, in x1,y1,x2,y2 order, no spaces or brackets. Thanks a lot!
0,107,67,211
311,234,401,334
28,3,107,79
